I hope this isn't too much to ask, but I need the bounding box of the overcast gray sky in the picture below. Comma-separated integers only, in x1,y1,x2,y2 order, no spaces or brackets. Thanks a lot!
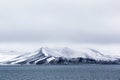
0,0,120,43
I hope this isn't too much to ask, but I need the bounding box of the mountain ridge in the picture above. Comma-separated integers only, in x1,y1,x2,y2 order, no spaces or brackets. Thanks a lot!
0,47,120,65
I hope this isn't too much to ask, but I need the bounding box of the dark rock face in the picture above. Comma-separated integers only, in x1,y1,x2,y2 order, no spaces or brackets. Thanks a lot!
36,59,47,65
3,56,120,65
36,57,120,65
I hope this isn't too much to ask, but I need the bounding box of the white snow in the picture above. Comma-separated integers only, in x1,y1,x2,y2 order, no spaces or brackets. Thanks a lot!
41,47,118,61
47,57,55,63
0,54,17,62
0,43,120,64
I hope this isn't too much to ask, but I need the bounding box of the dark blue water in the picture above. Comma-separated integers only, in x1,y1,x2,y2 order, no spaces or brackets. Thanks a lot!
0,65,120,80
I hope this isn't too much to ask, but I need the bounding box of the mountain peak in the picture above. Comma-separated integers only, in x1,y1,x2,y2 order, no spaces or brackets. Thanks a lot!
0,47,120,65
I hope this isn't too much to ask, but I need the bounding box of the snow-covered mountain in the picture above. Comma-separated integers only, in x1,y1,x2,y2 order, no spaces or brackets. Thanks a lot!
0,47,120,65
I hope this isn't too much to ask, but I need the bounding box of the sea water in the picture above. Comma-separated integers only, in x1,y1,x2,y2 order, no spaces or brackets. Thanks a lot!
0,64,120,80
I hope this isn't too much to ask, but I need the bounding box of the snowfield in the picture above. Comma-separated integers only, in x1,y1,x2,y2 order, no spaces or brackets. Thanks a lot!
0,46,120,65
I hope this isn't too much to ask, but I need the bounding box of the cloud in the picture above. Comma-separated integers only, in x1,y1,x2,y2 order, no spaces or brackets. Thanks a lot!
0,0,120,43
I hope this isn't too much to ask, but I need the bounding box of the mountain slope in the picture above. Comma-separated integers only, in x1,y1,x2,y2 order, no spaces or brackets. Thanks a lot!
0,47,120,65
